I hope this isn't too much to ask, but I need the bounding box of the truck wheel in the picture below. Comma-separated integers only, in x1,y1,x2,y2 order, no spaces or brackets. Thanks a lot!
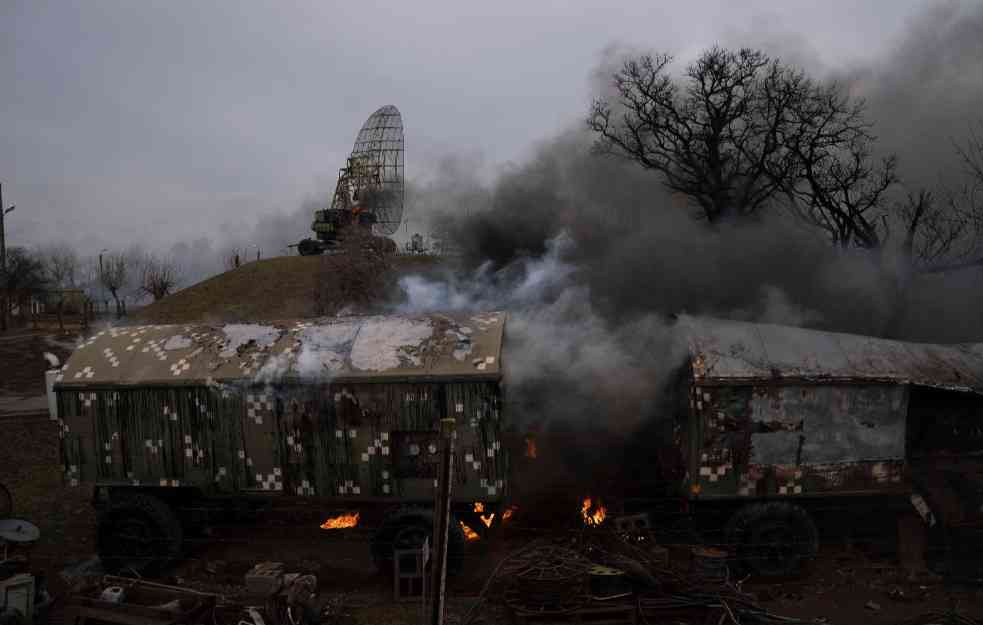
726,502,818,578
371,508,465,577
97,492,183,575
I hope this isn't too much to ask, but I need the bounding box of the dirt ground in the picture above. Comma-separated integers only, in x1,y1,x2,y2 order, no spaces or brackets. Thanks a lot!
3,330,983,624
0,329,76,398
131,254,443,324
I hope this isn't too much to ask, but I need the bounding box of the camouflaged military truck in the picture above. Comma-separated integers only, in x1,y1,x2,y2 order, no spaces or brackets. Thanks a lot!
50,312,508,573
51,309,983,578
672,315,983,577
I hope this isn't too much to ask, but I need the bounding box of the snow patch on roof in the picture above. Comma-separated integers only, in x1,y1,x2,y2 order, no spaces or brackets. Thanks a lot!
294,322,360,378
351,317,433,371
680,314,983,393
219,324,281,358
164,335,192,351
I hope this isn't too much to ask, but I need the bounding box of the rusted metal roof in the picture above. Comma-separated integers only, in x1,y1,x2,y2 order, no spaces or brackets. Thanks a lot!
679,315,983,393
54,312,505,389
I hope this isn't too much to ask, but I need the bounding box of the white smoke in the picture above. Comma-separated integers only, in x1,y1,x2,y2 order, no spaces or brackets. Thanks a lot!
398,232,684,430
399,233,577,313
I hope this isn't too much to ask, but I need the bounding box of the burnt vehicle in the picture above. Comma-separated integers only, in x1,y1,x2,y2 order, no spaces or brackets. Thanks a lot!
671,315,983,576
48,311,983,578
49,312,507,574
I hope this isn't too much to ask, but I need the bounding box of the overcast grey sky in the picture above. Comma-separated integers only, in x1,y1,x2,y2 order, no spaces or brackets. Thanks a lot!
0,1,944,255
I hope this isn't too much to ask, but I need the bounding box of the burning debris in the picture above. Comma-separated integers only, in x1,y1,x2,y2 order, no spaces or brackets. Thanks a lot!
581,498,607,527
320,511,359,530
524,435,537,459
474,502,495,528
460,522,480,542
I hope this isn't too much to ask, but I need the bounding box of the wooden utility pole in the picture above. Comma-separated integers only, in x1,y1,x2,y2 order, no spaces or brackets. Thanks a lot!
0,182,13,333
428,417,456,625
0,183,6,276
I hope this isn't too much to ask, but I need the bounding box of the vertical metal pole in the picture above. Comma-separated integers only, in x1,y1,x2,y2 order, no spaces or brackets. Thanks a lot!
0,182,5,274
429,417,456,625
1,182,7,332
98,252,104,318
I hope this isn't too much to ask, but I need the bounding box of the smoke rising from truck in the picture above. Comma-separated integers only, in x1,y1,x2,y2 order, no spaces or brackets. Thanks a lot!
392,3,983,438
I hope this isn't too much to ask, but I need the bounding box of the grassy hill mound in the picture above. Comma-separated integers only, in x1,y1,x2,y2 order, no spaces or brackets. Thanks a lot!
132,254,443,324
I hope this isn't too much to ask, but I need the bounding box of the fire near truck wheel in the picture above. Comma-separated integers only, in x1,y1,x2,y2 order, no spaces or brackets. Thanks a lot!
725,502,818,578
371,508,465,576
97,492,184,575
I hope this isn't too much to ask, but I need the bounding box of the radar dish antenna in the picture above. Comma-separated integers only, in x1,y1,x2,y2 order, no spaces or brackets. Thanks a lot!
331,105,404,236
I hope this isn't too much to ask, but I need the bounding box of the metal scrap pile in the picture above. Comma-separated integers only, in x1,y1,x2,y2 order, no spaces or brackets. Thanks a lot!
460,523,829,625
57,567,323,625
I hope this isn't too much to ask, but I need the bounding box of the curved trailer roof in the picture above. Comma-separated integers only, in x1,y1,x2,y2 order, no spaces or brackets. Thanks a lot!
680,314,983,394
55,312,505,389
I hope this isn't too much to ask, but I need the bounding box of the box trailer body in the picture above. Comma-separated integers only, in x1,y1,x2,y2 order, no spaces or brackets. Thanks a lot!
653,315,983,576
51,312,508,572
675,315,983,523
52,312,507,503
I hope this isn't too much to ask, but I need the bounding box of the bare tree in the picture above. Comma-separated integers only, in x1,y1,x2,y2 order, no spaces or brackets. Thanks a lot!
874,126,983,337
955,121,983,194
223,247,242,271
1,247,48,329
588,46,871,223
787,135,899,249
99,252,128,319
138,253,181,301
42,244,80,332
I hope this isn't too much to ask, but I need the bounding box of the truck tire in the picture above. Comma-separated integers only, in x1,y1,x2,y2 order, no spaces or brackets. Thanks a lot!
725,502,818,578
97,492,183,575
371,508,465,577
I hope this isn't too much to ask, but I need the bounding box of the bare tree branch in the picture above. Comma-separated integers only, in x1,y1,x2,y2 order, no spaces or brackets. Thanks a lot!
41,244,81,331
43,244,80,290
139,253,181,301
588,46,872,224
99,252,128,318
1,247,48,327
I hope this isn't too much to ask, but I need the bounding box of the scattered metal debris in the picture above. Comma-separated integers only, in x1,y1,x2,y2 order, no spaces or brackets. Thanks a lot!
461,526,836,625
62,576,217,625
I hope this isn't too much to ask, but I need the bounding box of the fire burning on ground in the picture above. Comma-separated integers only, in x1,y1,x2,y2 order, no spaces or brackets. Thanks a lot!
320,511,360,529
581,497,606,526
474,502,495,527
460,522,480,542
525,435,537,459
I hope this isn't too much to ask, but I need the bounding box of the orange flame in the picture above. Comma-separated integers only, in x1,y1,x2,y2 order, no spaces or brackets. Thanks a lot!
320,511,360,529
581,497,606,526
502,507,516,523
473,502,495,527
460,521,480,542
525,436,537,459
